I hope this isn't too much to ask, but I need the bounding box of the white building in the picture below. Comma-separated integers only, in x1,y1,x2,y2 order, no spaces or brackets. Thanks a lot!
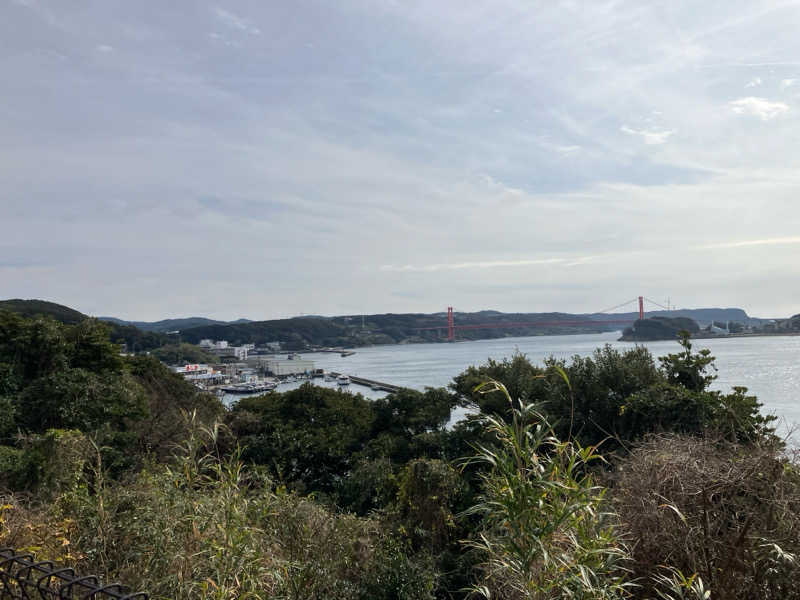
265,358,315,376
199,339,248,360
199,339,229,349
709,323,730,335
209,345,248,360
172,363,218,381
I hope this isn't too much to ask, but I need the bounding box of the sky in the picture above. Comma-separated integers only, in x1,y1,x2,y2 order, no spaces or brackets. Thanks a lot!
2,0,800,320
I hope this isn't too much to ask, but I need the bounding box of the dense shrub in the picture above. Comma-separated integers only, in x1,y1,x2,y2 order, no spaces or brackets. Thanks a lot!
612,434,800,599
228,384,458,499
451,337,774,450
1,422,438,600
0,312,223,487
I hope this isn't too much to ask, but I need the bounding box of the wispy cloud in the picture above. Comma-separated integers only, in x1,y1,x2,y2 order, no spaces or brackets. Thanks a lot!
745,76,762,88
556,145,581,155
4,0,800,318
380,258,568,272
729,97,789,120
698,236,800,250
620,125,675,145
213,7,260,35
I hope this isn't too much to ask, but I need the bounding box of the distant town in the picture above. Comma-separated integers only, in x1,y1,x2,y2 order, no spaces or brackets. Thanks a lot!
172,338,320,395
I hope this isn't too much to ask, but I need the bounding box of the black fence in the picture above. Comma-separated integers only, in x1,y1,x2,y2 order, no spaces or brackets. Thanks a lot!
0,548,147,599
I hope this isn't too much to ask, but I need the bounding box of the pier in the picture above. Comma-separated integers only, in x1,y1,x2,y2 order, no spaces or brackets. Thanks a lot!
310,347,356,356
328,372,403,393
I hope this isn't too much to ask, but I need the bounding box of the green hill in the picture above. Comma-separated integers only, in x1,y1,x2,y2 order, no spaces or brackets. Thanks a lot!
177,311,621,349
0,298,168,352
0,298,87,324
619,316,700,341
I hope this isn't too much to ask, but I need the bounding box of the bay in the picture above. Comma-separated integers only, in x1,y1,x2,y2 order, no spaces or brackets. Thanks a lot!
291,331,800,438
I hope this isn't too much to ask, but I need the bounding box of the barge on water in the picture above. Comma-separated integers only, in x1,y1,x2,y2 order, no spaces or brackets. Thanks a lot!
221,381,278,394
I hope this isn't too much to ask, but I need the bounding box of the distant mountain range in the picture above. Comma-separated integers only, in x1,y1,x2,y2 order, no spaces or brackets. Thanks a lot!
0,298,784,351
98,316,253,333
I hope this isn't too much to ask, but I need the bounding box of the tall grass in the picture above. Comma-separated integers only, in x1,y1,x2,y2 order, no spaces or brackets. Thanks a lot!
0,415,437,599
460,380,632,599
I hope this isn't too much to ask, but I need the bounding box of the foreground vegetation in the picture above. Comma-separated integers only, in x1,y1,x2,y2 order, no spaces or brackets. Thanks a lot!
1,310,798,598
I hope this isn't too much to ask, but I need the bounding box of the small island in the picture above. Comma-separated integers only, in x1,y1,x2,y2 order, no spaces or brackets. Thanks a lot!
619,316,700,341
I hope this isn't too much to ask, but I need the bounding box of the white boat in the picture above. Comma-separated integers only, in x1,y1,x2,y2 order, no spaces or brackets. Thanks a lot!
337,375,351,386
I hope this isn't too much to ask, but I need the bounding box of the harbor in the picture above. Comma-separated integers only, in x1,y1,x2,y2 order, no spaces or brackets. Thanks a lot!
170,339,400,402
207,370,403,404
327,372,403,393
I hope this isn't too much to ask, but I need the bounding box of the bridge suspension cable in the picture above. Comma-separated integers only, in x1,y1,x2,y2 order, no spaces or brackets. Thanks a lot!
424,295,669,341
643,297,670,311
595,298,639,314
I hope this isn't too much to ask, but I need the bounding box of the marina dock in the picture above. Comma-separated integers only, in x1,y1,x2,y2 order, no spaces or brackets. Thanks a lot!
328,372,403,393
311,348,357,356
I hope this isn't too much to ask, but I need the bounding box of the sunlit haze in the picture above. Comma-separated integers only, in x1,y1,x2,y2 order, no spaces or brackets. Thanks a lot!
3,1,800,320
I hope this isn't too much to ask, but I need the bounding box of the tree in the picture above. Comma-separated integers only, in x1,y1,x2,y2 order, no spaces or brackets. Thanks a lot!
660,332,716,392
371,388,458,437
150,343,218,366
230,384,375,492
450,353,547,418
545,344,660,445
0,312,223,486
450,337,774,450
396,458,463,552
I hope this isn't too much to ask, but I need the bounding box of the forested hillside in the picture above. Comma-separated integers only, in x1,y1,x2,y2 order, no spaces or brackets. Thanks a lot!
2,313,797,599
1,299,772,351
620,316,701,341
0,299,86,324
0,299,169,352
0,310,222,485
178,311,621,348
99,316,253,332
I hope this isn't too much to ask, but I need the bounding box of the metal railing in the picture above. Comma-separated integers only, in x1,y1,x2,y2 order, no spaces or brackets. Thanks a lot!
0,548,148,599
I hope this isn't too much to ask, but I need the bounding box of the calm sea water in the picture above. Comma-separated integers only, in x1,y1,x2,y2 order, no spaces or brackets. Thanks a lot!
284,332,800,437
227,332,799,440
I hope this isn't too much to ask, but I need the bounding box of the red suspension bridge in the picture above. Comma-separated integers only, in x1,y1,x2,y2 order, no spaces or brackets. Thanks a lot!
420,296,671,341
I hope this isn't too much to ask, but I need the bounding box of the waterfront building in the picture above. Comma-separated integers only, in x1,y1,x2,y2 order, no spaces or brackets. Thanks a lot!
209,345,248,360
199,339,248,360
264,358,315,376
172,363,219,382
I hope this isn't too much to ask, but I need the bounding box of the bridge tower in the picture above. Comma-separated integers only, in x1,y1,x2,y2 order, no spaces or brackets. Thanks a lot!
638,296,644,320
447,306,455,341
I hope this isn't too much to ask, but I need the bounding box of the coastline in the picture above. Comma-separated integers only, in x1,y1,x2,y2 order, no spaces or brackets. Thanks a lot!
619,331,800,342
